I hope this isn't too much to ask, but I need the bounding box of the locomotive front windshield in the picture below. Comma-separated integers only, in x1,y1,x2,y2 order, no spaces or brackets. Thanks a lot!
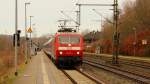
58,36,80,44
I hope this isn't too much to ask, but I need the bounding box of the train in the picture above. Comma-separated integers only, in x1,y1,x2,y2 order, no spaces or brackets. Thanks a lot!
44,28,84,67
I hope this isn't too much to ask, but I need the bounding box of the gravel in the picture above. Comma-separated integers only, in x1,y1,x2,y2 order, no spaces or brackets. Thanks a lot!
80,64,139,84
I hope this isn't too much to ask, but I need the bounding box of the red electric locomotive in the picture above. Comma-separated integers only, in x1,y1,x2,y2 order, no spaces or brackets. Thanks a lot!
47,28,83,66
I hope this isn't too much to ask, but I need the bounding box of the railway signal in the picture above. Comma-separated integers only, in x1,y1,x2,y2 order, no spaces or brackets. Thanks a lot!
13,30,21,47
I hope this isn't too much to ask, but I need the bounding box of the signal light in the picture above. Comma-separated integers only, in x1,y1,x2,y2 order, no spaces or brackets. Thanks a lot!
13,30,21,47
13,34,16,46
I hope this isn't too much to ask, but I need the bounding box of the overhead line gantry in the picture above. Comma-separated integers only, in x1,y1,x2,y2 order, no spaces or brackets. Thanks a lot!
76,0,119,64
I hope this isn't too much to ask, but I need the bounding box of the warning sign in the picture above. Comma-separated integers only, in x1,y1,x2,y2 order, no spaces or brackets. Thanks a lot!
27,27,32,33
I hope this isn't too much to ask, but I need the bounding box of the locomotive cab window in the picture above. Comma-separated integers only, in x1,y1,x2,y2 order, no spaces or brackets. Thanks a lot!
58,36,80,44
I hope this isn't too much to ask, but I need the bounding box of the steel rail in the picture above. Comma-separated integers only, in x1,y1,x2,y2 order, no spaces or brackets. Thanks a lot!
61,70,77,84
75,67,104,84
84,54,150,70
83,60,150,84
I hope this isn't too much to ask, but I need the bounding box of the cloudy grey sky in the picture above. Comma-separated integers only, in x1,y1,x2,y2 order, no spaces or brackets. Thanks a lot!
0,0,134,37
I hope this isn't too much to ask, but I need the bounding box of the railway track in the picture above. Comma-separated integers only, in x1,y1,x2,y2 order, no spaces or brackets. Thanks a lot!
45,51,104,84
83,59,150,84
75,68,105,84
61,69,77,84
84,55,150,70
60,68,104,84
118,61,150,70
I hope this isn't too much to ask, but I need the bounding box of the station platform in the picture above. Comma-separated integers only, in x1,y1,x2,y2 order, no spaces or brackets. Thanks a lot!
13,51,72,84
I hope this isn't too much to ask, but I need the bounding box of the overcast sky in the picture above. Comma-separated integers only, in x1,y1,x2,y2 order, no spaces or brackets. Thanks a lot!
0,0,134,37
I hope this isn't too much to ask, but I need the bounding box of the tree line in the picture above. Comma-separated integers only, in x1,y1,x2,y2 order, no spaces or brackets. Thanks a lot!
84,0,150,56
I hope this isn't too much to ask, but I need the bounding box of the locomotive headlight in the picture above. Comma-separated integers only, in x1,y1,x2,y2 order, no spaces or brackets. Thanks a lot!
59,52,63,55
77,52,80,55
